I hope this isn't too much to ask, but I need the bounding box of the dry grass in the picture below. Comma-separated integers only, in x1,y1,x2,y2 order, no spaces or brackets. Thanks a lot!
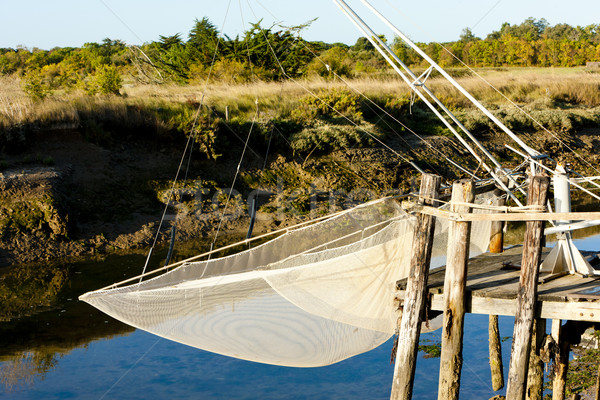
2,67,599,138
430,67,600,107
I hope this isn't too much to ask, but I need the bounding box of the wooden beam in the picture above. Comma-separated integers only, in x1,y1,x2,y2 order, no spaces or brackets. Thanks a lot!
552,319,569,400
391,173,441,400
438,180,474,400
408,205,600,223
397,291,600,323
506,175,550,400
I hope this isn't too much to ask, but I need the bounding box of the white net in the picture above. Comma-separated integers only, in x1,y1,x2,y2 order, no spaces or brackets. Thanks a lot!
80,197,491,367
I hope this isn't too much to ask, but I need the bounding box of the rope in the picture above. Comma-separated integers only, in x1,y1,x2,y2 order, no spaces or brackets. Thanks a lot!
138,0,233,281
331,0,526,207
331,72,482,180
506,144,600,203
407,194,547,213
280,24,481,180
94,195,410,292
209,101,259,255
244,2,420,171
379,0,600,177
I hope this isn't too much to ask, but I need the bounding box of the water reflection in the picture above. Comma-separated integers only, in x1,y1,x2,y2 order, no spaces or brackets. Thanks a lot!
0,235,258,393
0,252,149,392
0,221,598,397
1,352,59,392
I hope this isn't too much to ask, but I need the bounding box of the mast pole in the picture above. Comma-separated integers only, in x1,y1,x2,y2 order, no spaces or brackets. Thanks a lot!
331,0,524,206
358,0,540,158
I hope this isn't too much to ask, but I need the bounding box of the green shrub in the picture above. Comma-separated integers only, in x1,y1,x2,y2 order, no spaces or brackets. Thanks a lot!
86,64,123,95
22,72,51,101
291,88,363,122
290,123,371,154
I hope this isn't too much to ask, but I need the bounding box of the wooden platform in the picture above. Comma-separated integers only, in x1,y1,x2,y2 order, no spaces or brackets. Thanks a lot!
396,246,600,323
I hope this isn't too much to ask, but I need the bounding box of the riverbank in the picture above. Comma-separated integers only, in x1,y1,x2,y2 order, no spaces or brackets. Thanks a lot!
1,68,600,267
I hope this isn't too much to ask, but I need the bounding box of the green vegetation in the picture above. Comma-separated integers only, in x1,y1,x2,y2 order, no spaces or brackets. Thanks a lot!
1,17,599,93
418,338,442,358
1,17,599,160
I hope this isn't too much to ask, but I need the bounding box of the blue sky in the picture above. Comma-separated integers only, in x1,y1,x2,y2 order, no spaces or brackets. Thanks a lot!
1,0,599,49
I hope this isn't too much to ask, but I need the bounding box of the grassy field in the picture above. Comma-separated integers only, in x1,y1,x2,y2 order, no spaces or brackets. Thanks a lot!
1,66,600,187
2,67,600,134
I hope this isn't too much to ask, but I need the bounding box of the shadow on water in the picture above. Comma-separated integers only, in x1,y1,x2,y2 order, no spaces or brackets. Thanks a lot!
0,253,145,391
0,232,268,392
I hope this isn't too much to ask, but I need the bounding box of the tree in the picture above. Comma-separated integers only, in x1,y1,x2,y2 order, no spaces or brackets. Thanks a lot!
306,46,352,78
459,28,479,43
352,37,375,52
187,17,220,66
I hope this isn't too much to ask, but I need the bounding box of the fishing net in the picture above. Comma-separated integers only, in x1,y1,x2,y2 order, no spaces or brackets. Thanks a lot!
80,197,491,367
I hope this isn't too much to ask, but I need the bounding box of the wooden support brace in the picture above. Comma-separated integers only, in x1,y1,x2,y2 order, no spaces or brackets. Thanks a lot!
391,174,441,400
506,175,550,400
438,179,474,400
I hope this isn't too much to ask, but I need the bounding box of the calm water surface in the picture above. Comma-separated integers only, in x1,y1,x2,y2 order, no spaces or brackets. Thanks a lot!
1,231,599,400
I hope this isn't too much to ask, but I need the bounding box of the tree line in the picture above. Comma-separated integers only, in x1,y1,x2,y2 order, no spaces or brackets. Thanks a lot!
1,17,599,98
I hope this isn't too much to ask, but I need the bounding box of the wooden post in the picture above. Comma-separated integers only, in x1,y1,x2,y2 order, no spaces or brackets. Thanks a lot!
438,179,474,400
506,175,550,400
489,188,506,254
489,187,506,391
594,362,600,400
391,173,441,400
225,105,230,122
526,318,547,400
489,314,505,391
552,319,569,400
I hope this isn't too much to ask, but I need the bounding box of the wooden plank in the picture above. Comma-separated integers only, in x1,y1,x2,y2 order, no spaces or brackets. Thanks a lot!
552,320,569,400
395,245,600,323
412,205,600,223
438,180,474,400
526,318,546,400
403,292,600,322
391,174,441,400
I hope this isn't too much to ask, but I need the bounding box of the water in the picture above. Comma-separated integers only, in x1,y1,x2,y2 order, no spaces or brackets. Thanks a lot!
1,232,599,399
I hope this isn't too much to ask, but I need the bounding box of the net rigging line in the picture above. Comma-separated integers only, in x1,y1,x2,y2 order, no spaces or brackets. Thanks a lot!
334,0,526,207
244,1,429,180
240,2,476,327
138,0,234,280
253,1,485,183
274,27,477,180
206,0,264,256
251,0,500,194
326,71,482,182
379,0,600,178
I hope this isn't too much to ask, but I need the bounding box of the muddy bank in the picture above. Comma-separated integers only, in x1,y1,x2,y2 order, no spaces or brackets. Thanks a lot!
1,124,600,267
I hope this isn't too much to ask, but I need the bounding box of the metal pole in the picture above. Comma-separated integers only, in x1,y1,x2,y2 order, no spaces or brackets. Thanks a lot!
359,0,540,158
331,0,524,206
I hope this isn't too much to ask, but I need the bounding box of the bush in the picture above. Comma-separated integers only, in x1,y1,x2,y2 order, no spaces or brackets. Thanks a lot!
86,64,123,95
290,123,371,154
291,88,363,122
22,72,51,101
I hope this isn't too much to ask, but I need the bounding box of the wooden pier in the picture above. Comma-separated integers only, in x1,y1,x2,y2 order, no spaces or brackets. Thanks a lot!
390,174,600,400
397,246,600,325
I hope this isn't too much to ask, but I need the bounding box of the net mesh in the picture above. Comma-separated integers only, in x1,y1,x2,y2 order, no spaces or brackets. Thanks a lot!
80,197,491,367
